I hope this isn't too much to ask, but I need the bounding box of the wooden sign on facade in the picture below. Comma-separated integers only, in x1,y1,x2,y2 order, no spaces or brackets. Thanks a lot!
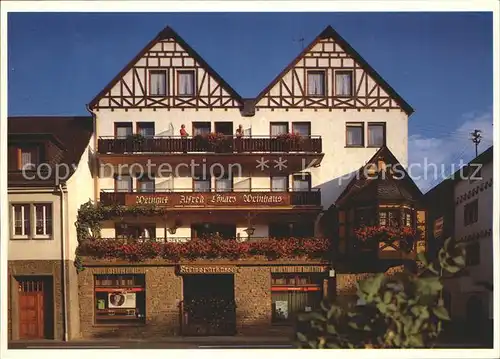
178,265,237,274
126,192,290,208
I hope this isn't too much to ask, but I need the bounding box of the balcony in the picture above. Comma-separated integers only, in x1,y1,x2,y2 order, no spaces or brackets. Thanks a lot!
99,188,322,210
98,135,322,155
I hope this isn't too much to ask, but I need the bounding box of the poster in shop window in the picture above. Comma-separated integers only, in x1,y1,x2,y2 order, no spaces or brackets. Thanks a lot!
275,300,288,319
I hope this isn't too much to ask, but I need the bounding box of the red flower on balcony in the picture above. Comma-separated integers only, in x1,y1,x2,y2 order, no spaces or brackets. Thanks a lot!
78,236,330,262
276,132,303,145
354,225,420,252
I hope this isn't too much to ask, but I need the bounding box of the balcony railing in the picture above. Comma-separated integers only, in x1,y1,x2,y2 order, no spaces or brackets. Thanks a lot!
98,135,322,154
99,188,321,207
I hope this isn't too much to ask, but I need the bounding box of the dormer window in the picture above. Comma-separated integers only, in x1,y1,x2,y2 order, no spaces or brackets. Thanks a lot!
149,70,167,96
17,146,39,170
178,70,195,96
307,71,325,96
335,71,353,97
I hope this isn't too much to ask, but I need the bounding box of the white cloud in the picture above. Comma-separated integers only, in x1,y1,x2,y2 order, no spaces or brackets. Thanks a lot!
408,110,493,193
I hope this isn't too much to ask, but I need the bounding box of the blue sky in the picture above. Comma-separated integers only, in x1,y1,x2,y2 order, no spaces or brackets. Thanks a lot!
7,12,494,191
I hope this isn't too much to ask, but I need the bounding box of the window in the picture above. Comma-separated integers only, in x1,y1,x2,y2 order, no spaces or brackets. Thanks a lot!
355,207,375,227
464,199,479,226
12,204,30,238
270,122,289,136
271,176,288,192
271,274,323,324
94,274,146,325
149,70,167,96
367,123,386,147
34,204,52,237
193,174,211,192
137,122,155,138
17,146,40,170
335,71,353,96
191,223,236,240
465,242,480,266
137,174,155,193
402,210,413,227
292,122,311,137
346,123,364,147
193,122,211,136
292,173,311,192
269,222,314,239
115,175,133,192
115,123,133,139
307,71,325,96
379,210,400,227
115,223,156,240
215,175,232,192
178,70,195,96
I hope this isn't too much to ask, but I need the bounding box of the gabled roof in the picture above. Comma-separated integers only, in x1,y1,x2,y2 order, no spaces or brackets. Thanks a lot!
254,25,414,115
8,116,93,187
88,26,244,108
335,146,422,207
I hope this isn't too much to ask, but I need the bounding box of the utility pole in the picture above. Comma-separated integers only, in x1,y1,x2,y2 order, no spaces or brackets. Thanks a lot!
470,129,482,157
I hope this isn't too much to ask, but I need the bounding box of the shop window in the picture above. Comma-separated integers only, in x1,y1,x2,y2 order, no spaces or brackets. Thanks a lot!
271,273,323,324
94,274,146,325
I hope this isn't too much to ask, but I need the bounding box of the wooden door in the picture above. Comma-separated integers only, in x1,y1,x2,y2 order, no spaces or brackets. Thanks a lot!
18,278,46,339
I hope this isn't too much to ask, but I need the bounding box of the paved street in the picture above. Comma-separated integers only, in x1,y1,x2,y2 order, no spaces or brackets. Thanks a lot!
9,337,296,349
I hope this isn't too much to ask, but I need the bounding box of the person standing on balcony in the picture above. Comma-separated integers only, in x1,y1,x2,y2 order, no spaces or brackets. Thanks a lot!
235,124,244,153
180,124,189,153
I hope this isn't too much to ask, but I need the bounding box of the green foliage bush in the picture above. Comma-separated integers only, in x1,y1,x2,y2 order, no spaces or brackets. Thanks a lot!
296,237,466,348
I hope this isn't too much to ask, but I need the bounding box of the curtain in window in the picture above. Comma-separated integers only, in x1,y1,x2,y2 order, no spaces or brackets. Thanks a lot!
21,151,32,167
233,178,251,192
116,126,132,138
193,126,210,136
151,72,166,95
179,72,194,95
138,125,155,138
271,177,287,192
139,180,155,193
216,178,232,192
194,180,210,192
116,176,132,192
308,73,324,95
292,124,310,136
271,124,288,136
336,73,352,96
368,125,384,146
293,178,310,192
347,127,362,146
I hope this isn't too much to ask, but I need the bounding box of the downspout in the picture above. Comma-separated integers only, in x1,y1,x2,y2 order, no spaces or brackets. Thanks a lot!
58,183,69,342
86,103,98,203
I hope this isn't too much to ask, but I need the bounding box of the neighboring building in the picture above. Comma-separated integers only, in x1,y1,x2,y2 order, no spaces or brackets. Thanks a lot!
424,146,493,345
320,145,426,303
77,24,414,338
7,116,94,340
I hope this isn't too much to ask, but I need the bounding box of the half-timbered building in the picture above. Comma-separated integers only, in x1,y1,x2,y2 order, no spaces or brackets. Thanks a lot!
77,24,416,338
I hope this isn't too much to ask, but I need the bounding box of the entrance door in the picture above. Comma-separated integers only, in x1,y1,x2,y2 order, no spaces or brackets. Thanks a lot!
182,275,236,336
18,277,53,339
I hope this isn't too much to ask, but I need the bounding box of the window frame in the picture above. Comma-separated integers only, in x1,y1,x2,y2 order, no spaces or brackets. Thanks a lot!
114,122,133,139
292,173,311,192
11,203,31,239
33,203,53,239
148,69,168,97
345,122,365,147
177,69,196,97
270,176,289,192
464,199,479,226
270,122,289,136
292,122,311,137
306,70,327,97
136,122,155,138
192,122,211,136
334,70,354,97
114,174,133,193
17,146,40,171
367,122,386,148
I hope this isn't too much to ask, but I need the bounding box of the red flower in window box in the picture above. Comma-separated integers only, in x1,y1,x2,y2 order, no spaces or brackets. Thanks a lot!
354,225,420,252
